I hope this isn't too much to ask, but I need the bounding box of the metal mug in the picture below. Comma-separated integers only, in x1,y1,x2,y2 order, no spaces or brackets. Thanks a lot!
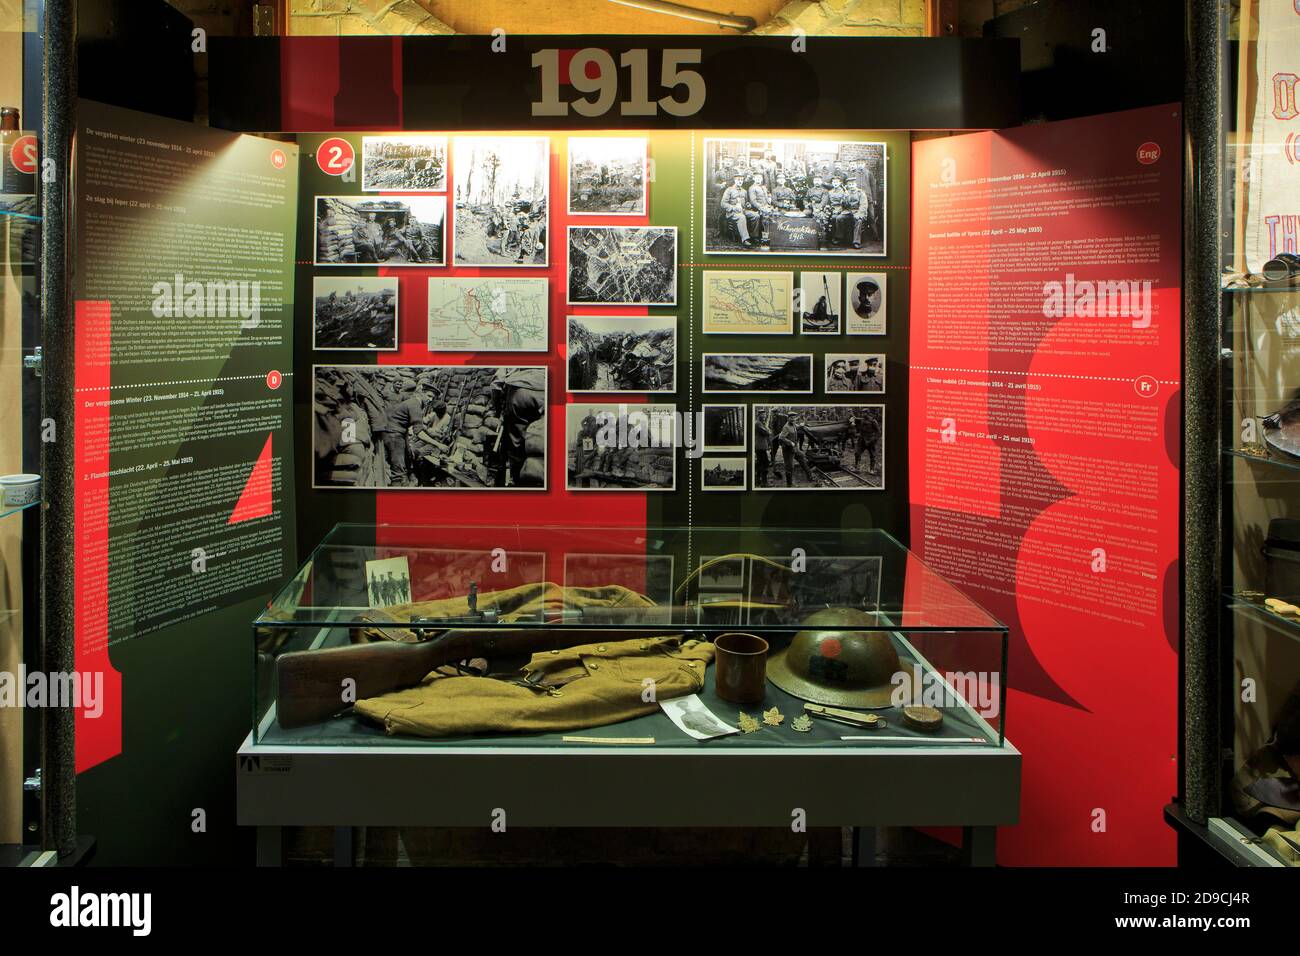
713,632,769,705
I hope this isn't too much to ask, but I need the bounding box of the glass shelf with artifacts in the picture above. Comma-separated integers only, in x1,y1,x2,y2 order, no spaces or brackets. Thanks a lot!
254,523,1008,752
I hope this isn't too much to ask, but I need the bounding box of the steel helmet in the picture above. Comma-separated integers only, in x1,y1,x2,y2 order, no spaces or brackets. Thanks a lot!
766,608,908,709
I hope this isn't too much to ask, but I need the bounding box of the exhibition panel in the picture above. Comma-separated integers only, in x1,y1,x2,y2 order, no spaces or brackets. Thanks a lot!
10,0,1284,891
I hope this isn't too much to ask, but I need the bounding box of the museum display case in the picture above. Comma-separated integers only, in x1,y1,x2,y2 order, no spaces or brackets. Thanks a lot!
253,523,1008,751
1172,0,1300,866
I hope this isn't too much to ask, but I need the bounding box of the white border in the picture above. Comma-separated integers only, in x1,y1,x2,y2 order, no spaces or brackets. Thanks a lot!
313,194,447,267
311,363,548,491
426,276,550,352
701,137,888,257
700,456,747,492
798,271,844,335
751,403,885,491
824,353,886,394
451,136,551,268
566,225,679,306
845,272,888,335
566,136,649,217
360,134,448,193
565,314,678,394
701,270,794,335
564,402,678,492
702,403,747,452
311,275,400,352
701,353,815,395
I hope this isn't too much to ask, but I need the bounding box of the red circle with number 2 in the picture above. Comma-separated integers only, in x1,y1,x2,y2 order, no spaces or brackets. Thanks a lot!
316,138,355,176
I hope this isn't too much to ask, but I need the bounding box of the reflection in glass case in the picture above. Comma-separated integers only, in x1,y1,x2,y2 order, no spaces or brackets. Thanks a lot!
254,524,1007,750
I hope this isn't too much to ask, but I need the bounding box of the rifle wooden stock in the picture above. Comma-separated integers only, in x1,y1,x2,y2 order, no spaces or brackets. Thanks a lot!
273,624,676,729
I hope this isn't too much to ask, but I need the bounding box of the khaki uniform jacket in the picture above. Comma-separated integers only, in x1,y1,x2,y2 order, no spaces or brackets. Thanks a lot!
350,582,715,738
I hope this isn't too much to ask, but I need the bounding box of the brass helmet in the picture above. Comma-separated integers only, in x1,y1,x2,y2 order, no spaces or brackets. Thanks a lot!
766,608,908,709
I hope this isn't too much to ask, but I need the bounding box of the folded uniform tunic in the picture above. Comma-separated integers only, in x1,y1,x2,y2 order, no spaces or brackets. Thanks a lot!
354,635,714,738
350,582,715,738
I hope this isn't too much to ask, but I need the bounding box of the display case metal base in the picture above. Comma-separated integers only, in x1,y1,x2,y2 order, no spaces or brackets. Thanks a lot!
238,733,1019,867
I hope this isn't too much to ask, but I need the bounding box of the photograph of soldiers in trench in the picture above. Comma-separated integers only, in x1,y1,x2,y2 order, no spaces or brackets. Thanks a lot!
826,354,885,393
361,135,447,192
567,137,647,215
312,277,398,350
315,195,444,266
313,365,547,490
753,404,884,490
703,404,746,451
567,314,676,393
453,137,549,266
704,138,885,255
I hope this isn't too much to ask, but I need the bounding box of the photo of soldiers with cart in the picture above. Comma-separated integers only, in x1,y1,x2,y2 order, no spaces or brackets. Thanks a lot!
453,137,550,267
314,195,444,266
704,138,886,256
752,404,884,490
312,364,547,491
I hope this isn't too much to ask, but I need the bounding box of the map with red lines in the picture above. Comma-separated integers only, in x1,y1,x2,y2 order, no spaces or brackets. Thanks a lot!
426,277,548,351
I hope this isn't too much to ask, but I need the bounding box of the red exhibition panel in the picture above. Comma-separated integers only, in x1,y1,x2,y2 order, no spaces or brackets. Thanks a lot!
909,106,1182,866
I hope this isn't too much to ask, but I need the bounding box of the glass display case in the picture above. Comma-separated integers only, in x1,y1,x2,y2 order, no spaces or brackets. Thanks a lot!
1175,0,1300,867
253,523,1008,751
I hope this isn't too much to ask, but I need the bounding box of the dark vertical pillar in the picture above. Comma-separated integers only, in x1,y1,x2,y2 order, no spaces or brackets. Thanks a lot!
1182,0,1224,825
40,0,77,857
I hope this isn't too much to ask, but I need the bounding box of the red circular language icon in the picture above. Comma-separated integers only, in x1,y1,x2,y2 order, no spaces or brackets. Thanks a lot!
820,638,843,659
270,148,287,170
9,134,37,175
1133,375,1159,398
266,370,283,390
316,137,355,176
1137,141,1161,165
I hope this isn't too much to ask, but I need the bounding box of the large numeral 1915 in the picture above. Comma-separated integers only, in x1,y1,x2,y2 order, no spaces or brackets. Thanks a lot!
531,48,706,118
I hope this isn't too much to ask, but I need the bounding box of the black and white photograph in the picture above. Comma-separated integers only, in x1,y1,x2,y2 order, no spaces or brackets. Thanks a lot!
453,136,550,267
566,402,677,491
568,137,647,215
702,353,813,394
799,271,842,334
315,195,445,266
825,354,885,393
703,404,746,452
752,404,884,490
703,137,887,256
567,314,676,394
698,555,746,589
749,555,883,612
312,276,398,351
660,695,740,740
313,364,547,491
701,456,746,491
567,225,678,306
365,556,412,608
846,272,887,334
361,135,447,192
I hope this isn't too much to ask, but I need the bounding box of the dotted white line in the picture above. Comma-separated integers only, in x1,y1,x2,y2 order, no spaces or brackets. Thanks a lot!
912,365,1180,386
75,372,295,393
688,130,696,576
